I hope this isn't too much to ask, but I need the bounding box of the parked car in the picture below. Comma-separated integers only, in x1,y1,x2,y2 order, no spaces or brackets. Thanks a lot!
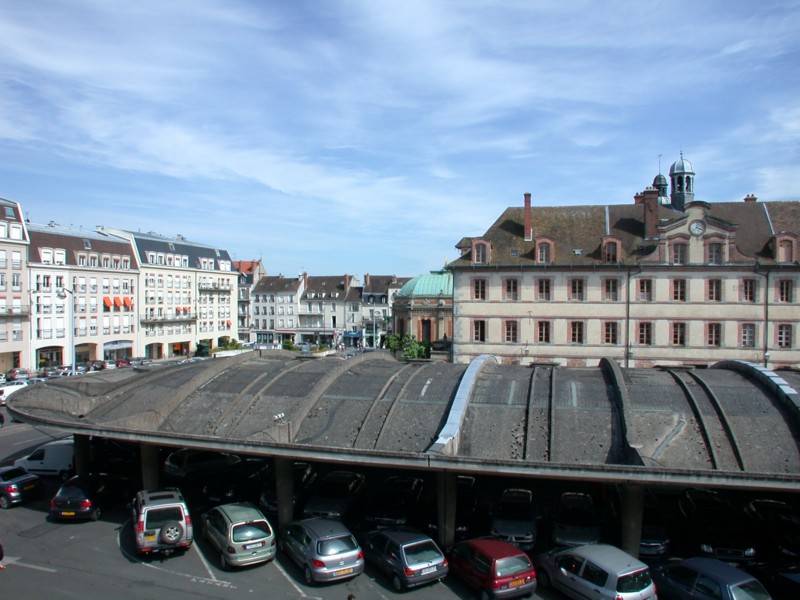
258,460,317,516
131,488,194,555
201,502,276,570
363,475,423,528
90,360,108,371
302,470,366,521
280,517,364,585
638,491,671,558
6,367,30,381
163,448,242,481
448,537,537,600
551,492,601,547
115,358,132,367
653,557,771,600
14,438,74,480
360,527,448,591
0,380,30,405
490,488,538,551
677,488,758,564
0,466,44,509
201,458,270,505
49,473,130,521
746,561,800,600
745,498,800,560
534,543,656,600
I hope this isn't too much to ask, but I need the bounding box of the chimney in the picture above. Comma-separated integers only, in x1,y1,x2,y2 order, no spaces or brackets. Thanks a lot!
643,187,659,240
523,192,533,241
633,192,644,205
744,194,758,202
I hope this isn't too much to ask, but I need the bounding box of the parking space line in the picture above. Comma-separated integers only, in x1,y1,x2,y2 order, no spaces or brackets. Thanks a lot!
2,556,58,572
272,559,322,599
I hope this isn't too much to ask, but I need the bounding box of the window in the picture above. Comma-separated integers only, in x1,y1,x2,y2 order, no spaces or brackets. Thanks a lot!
708,242,723,265
473,320,486,342
639,279,653,301
672,322,686,346
604,322,618,344
778,279,794,303
741,323,756,348
638,322,653,345
537,279,551,301
778,324,793,348
672,242,687,265
537,321,550,343
604,242,618,263
474,243,487,264
673,279,686,302
777,239,794,263
604,279,619,301
570,321,584,344
504,278,518,301
708,323,721,347
570,279,585,301
708,279,722,302
505,321,518,343
537,242,551,264
473,278,486,301
742,278,756,302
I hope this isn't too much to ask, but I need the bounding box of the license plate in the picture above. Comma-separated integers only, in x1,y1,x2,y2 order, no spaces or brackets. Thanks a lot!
244,541,264,550
421,566,437,575
145,534,156,542
509,578,526,587
333,568,353,576
24,484,36,490
62,511,76,516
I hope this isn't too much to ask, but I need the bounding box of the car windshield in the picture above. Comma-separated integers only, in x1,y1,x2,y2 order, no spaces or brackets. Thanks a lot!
731,579,772,600
318,534,358,556
145,506,183,529
232,521,271,542
403,540,442,564
57,485,88,499
497,500,534,520
495,555,532,577
0,468,29,481
616,568,652,593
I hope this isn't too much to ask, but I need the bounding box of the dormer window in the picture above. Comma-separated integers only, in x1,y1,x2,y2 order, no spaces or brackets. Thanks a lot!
603,241,618,263
474,242,488,264
537,242,552,264
83,239,92,250
777,237,796,263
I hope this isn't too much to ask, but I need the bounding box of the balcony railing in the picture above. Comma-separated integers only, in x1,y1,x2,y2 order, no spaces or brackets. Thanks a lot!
140,312,197,323
0,305,31,317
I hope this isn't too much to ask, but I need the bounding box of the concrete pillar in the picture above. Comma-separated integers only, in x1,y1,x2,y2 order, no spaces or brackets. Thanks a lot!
140,443,161,490
619,483,645,557
73,434,91,478
274,457,295,530
436,471,457,548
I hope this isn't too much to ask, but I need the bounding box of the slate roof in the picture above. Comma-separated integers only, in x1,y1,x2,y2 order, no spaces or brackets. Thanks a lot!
28,223,137,266
253,275,303,294
124,230,233,268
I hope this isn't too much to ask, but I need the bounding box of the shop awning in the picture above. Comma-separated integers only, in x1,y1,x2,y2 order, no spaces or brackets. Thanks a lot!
103,297,112,308
343,331,363,337
123,297,132,308
113,297,122,307
226,320,232,326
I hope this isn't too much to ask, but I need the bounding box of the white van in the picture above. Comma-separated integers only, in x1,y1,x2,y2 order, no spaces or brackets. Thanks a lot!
14,439,74,479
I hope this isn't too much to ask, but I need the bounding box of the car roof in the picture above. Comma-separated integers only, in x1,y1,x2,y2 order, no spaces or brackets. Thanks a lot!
675,557,759,585
461,537,528,558
216,502,267,523
563,544,648,573
298,517,353,538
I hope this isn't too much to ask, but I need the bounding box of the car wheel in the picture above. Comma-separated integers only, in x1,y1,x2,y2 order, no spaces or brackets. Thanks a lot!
219,552,228,571
304,565,314,585
0,495,9,509
91,507,101,521
538,569,551,588
160,521,184,545
480,590,492,600
392,573,404,592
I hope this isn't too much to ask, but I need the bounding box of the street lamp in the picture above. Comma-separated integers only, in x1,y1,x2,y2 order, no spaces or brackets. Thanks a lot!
56,287,76,375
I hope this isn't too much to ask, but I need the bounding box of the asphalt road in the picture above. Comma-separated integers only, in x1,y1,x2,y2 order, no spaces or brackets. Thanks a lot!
0,411,565,600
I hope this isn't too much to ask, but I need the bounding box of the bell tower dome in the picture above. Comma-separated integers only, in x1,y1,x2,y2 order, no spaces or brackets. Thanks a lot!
669,152,695,211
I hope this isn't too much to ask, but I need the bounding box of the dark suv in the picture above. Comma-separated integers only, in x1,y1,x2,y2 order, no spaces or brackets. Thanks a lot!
131,488,194,555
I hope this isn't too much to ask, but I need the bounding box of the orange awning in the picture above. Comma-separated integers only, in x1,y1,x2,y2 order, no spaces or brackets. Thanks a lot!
103,297,112,307
226,320,231,326
123,297,132,308
113,297,122,307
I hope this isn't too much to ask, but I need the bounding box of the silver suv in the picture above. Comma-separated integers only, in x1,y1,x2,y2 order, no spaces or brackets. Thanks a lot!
131,488,194,555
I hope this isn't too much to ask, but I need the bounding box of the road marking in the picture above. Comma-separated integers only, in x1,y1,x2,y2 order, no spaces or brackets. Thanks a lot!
420,378,433,397
2,556,58,572
193,538,218,581
273,559,313,597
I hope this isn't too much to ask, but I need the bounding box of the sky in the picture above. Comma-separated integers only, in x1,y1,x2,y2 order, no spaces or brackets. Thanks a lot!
1,2,799,280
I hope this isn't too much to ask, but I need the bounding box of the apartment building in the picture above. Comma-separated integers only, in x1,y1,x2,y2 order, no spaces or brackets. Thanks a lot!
251,273,305,348
234,260,266,344
0,198,30,373
362,274,411,348
448,157,800,368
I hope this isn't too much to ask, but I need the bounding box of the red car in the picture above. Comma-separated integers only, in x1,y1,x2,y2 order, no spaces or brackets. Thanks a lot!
448,537,537,600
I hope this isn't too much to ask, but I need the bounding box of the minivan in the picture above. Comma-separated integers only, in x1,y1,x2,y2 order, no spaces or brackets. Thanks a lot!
534,543,657,600
14,439,75,480
201,502,276,569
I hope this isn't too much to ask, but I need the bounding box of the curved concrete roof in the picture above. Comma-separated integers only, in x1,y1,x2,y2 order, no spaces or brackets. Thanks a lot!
9,352,800,491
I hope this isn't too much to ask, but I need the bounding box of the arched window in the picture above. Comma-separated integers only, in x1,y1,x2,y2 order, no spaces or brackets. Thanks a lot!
778,239,794,263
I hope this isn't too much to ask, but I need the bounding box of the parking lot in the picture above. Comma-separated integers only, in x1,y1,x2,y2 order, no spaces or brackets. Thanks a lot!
1,413,797,599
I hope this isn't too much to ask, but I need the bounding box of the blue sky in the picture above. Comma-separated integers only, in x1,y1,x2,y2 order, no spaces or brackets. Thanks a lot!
1,2,798,280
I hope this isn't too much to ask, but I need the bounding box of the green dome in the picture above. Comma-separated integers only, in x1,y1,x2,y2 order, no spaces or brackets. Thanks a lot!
397,270,453,297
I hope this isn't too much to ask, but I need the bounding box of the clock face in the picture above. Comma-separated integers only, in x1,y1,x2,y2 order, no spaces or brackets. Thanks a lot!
689,220,706,236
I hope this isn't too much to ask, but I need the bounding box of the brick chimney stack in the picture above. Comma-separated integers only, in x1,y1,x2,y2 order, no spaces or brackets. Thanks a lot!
524,192,533,241
643,187,660,240
744,194,758,202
